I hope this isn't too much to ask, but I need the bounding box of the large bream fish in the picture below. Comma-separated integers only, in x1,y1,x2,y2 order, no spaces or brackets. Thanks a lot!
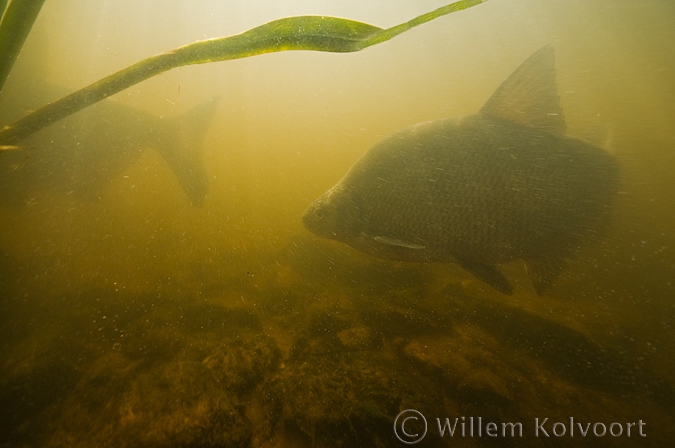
302,46,619,295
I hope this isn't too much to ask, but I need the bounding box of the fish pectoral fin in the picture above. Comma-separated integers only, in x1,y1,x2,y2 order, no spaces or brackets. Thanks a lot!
456,258,514,295
373,236,425,250
525,255,567,295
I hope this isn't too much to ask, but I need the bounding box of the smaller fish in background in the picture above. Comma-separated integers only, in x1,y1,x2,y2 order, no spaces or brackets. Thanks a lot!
303,46,620,295
0,87,219,207
0,23,220,207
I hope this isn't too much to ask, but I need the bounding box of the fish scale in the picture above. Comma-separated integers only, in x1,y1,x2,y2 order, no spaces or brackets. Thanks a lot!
303,46,619,295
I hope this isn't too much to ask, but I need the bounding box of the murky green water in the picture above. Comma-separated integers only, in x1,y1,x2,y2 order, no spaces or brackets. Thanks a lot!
1,0,674,446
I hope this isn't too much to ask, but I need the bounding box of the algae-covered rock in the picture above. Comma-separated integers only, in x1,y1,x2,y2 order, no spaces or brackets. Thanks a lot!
46,334,280,448
260,348,446,447
3,236,675,447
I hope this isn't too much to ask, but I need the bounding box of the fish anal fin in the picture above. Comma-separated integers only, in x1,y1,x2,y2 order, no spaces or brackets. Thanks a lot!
479,45,566,136
456,258,513,295
525,255,567,295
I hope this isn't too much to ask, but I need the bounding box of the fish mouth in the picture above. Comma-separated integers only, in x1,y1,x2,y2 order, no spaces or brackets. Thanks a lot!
300,206,316,232
301,199,343,242
302,186,362,243
301,204,329,237
301,201,319,227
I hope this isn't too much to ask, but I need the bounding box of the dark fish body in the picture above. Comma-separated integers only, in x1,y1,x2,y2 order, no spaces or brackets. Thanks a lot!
303,47,619,295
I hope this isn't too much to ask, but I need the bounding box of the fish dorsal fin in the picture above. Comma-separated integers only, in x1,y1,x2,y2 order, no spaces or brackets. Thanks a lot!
480,46,566,136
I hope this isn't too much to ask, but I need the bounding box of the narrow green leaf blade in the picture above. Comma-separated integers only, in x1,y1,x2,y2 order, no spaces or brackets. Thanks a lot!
0,0,488,145
0,0,47,92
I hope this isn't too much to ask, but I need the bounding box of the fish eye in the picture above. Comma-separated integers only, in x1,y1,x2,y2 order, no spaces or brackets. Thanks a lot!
315,208,326,219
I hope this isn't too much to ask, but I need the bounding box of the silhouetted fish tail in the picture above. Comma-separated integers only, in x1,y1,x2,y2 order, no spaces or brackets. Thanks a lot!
155,96,221,206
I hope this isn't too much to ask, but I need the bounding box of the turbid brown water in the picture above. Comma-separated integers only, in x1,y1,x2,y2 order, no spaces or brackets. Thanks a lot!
1,1,674,446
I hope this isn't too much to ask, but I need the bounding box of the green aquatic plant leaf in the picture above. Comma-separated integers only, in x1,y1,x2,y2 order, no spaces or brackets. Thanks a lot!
0,0,47,93
0,0,8,21
0,0,487,145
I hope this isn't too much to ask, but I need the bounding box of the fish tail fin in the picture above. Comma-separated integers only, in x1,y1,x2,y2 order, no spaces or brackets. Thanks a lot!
156,96,221,206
